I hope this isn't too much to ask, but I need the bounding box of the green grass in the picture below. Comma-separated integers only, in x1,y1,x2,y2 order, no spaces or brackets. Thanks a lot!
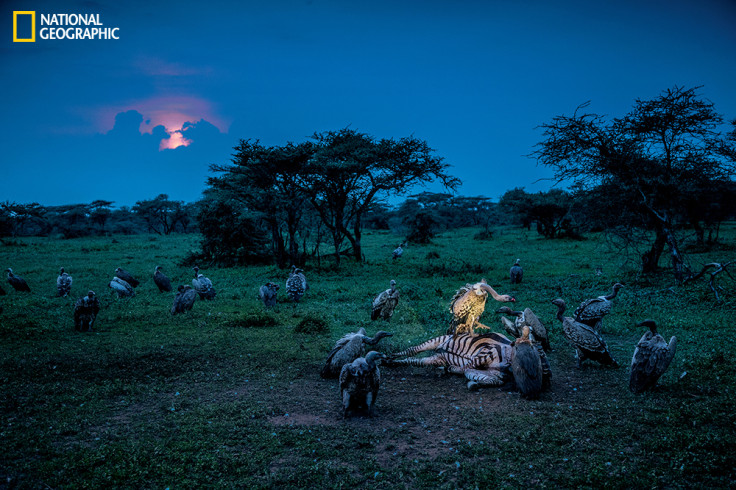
1,226,735,488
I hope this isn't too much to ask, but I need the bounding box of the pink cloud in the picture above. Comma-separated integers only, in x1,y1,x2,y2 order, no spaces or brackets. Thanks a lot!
93,95,229,150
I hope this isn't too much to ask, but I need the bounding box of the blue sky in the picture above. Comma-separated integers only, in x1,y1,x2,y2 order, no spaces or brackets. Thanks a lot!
2,0,735,207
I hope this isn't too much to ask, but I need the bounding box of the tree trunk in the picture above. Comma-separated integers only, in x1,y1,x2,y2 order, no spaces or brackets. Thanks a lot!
664,226,685,284
641,231,666,274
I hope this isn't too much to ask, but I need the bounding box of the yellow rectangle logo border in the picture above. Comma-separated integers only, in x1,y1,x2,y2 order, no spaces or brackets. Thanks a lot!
13,11,36,42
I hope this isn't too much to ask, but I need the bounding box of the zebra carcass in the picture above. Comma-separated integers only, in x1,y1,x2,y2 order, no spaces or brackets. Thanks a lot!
385,333,514,390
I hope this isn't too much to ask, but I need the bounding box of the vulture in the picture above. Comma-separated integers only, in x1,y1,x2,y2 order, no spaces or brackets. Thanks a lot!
114,268,140,288
192,266,216,300
340,351,386,418
629,320,677,394
510,327,544,399
510,259,523,284
496,306,551,352
371,280,400,321
448,279,515,335
259,282,279,308
6,268,31,292
74,291,100,332
109,276,135,298
552,298,618,368
57,267,73,297
574,283,624,331
392,243,405,260
496,306,525,338
321,328,393,378
286,266,307,303
153,266,172,293
171,285,197,314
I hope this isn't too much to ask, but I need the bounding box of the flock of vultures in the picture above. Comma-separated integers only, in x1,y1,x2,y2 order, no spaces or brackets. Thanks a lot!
2,248,676,419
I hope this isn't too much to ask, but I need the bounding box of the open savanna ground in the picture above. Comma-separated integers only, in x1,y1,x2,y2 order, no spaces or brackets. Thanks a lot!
1,226,735,488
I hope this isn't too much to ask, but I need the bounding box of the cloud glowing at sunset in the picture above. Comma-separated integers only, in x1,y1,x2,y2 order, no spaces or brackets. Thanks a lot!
95,95,228,151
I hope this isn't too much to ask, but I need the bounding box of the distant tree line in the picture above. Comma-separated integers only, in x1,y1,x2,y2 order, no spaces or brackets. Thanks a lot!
0,195,198,239
4,87,734,280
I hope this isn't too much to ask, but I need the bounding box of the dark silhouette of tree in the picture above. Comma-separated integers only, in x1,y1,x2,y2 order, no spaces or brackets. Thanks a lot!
132,194,186,235
208,140,313,267
533,86,736,283
297,128,460,265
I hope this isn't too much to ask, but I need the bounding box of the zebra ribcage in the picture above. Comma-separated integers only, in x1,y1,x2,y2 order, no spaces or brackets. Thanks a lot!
391,334,511,370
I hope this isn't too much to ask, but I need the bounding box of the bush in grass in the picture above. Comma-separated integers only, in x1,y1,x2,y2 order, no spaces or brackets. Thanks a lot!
227,313,278,329
294,314,329,334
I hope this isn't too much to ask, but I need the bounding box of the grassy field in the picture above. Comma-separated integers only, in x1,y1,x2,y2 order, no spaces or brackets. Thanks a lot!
1,226,735,488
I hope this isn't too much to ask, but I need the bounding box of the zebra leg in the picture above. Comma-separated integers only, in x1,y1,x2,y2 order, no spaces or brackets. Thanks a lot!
446,366,507,390
388,354,447,368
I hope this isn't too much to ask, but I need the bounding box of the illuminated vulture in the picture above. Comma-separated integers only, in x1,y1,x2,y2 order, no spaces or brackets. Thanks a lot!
153,266,172,293
496,306,551,352
574,283,624,331
259,282,279,308
57,267,73,297
510,327,546,399
74,291,100,332
171,285,197,314
552,298,618,368
114,267,140,288
510,259,523,284
109,276,135,298
448,279,515,335
286,266,307,303
192,266,216,300
340,351,386,418
6,268,31,292
629,320,677,394
371,280,400,321
321,328,393,378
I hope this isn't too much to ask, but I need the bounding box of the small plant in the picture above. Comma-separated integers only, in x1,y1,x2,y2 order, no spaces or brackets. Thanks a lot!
226,313,278,329
425,251,440,259
294,314,328,334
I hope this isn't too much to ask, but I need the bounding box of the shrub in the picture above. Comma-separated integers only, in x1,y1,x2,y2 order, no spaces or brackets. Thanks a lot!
294,314,329,334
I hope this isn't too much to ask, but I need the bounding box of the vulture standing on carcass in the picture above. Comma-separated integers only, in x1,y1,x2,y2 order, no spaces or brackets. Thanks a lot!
340,351,386,418
57,267,73,297
321,328,393,378
114,268,140,288
496,306,551,352
448,279,515,335
74,291,100,332
109,277,135,298
510,259,523,284
510,326,547,399
259,282,279,308
192,266,216,300
629,320,677,394
392,243,405,260
371,280,400,321
6,268,31,292
285,266,308,303
574,283,624,331
552,298,618,368
153,266,172,292
171,285,197,314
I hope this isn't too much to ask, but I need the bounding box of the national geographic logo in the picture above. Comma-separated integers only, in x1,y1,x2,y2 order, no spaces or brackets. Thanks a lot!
12,11,120,42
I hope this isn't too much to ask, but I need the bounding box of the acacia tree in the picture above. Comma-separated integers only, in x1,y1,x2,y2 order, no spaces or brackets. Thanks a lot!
208,140,314,267
299,128,460,264
533,86,735,283
132,194,186,235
